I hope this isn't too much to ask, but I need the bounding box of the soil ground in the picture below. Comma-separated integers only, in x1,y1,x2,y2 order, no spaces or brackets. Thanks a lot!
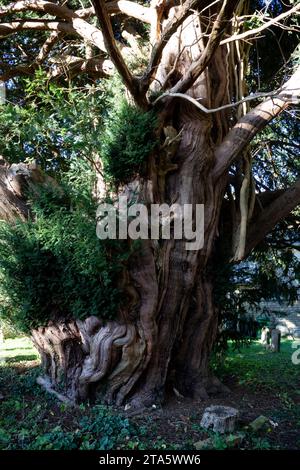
0,337,299,450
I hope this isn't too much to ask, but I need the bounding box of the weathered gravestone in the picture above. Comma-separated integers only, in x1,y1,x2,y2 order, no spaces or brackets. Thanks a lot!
270,328,281,352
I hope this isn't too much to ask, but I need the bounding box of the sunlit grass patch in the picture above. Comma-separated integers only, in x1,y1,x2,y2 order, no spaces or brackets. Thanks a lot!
0,336,39,363
213,339,299,391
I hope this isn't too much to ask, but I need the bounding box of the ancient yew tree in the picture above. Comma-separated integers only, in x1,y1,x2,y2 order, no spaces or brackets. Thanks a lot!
0,0,299,408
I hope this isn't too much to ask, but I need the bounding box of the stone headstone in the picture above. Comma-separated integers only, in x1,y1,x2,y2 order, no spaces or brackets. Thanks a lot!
270,328,281,352
200,405,239,434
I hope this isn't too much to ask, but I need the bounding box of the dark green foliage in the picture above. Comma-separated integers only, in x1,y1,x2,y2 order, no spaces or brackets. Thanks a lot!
0,364,140,450
0,71,105,177
0,72,158,188
0,160,128,334
101,96,158,186
252,112,300,191
0,74,155,334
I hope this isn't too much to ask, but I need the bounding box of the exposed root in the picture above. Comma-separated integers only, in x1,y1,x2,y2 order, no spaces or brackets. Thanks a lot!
32,317,146,404
31,321,83,401
36,376,76,406
77,319,146,403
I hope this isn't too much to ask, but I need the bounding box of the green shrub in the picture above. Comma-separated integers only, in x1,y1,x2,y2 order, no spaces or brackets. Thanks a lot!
0,319,21,339
0,71,106,177
0,73,156,334
101,97,158,186
0,160,129,334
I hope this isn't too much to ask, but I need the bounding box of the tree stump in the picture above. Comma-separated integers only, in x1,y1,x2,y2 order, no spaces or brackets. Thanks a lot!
200,405,239,434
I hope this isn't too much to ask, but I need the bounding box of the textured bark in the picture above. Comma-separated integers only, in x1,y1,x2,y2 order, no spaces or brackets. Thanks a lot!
0,158,54,221
31,322,84,401
31,318,147,403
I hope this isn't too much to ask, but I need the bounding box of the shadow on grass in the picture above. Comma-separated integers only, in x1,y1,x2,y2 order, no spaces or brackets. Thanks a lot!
1,354,38,362
2,347,36,352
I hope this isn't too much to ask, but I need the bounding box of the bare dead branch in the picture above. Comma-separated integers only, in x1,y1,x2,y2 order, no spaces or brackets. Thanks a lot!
152,88,297,112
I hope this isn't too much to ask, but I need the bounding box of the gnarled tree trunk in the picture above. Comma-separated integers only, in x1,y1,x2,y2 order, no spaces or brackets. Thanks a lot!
29,9,231,407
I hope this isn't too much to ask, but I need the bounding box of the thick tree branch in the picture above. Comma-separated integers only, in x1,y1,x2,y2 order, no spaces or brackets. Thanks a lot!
140,0,208,93
91,0,141,105
36,30,61,61
50,55,114,79
0,0,76,19
170,0,239,94
0,0,152,24
0,30,60,80
0,1,107,52
0,19,75,38
244,179,300,257
0,18,107,52
104,1,152,23
0,55,113,81
0,158,54,222
0,20,72,37
213,65,300,181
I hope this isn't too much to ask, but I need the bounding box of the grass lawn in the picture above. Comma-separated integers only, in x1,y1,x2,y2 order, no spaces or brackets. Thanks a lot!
0,337,39,363
213,339,300,393
0,337,299,450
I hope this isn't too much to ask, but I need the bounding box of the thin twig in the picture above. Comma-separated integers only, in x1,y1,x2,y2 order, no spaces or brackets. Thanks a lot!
153,87,300,114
